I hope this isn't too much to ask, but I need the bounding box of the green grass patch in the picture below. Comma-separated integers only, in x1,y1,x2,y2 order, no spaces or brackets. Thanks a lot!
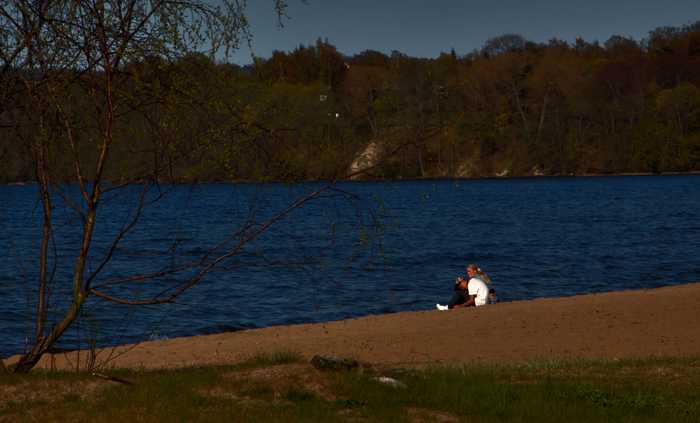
1,355,699,422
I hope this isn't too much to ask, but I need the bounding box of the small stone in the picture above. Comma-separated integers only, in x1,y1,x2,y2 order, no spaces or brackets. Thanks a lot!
373,376,406,388
310,355,359,371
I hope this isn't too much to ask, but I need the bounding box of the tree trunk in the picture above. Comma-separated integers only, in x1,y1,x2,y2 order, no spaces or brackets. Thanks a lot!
14,199,99,373
13,298,86,373
417,146,425,176
535,94,548,145
415,130,425,177
512,82,529,140
34,141,52,346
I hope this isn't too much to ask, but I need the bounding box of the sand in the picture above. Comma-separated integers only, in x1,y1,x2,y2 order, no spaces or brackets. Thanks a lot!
5,283,700,371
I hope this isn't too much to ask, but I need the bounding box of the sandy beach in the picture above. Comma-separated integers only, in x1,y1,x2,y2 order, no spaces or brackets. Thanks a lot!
5,282,700,371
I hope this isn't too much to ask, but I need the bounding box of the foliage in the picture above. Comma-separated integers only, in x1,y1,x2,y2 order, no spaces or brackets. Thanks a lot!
4,21,700,182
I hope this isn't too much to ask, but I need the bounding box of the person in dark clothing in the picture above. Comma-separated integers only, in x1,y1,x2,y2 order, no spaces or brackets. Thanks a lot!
437,277,470,310
448,277,470,308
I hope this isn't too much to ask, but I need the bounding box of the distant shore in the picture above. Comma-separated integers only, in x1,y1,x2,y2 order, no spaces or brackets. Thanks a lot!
4,170,700,186
6,282,700,371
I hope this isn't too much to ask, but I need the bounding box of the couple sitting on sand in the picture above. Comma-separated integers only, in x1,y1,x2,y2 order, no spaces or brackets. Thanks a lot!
436,263,496,310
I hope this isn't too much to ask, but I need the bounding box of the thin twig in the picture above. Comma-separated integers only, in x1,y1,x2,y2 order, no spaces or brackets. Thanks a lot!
92,372,134,385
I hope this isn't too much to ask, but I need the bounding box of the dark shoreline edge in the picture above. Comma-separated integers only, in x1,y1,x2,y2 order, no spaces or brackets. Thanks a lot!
4,170,700,186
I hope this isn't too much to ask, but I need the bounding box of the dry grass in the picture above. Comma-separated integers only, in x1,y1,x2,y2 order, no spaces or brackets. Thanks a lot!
223,362,338,401
0,378,105,407
406,407,460,423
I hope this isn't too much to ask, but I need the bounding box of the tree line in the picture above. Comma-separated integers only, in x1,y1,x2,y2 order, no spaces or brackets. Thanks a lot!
3,22,700,183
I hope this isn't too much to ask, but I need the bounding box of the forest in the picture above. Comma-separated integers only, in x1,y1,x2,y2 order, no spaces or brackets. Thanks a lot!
2,21,700,183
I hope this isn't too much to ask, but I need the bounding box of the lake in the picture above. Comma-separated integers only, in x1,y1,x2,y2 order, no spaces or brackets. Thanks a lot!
1,175,699,358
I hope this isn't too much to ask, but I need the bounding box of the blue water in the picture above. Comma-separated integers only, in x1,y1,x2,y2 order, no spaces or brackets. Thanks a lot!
1,175,699,358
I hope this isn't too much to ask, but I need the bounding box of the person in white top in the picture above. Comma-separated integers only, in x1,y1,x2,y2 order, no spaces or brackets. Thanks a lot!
437,263,494,310
466,264,490,307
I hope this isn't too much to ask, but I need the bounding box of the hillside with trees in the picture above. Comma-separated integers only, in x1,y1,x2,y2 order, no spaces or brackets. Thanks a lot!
3,22,700,183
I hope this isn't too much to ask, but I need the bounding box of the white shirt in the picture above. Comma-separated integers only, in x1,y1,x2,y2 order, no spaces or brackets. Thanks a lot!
467,277,489,307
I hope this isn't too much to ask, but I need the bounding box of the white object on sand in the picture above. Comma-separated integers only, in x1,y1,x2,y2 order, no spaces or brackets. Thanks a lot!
374,376,407,388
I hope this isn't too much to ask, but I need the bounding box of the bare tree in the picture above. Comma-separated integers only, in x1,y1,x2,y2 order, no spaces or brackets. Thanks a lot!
0,0,323,373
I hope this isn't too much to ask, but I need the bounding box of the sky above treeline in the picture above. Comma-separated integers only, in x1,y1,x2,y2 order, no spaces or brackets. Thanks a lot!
229,0,700,63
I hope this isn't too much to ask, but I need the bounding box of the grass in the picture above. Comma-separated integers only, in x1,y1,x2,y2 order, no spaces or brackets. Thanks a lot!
1,354,699,422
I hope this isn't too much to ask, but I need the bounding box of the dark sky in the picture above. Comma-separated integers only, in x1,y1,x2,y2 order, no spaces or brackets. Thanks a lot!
230,0,700,63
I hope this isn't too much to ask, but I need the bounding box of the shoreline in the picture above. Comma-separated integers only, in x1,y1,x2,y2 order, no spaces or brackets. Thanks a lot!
5,282,700,371
3,170,700,186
